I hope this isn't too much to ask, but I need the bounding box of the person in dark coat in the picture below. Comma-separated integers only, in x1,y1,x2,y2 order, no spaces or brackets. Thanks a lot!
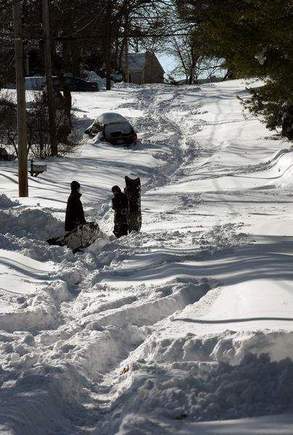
65,181,86,232
112,185,128,238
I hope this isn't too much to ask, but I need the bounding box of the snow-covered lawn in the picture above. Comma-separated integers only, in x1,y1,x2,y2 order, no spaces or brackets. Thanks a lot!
1,80,293,434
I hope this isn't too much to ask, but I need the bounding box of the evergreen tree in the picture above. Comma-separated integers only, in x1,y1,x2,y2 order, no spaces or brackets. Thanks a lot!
176,0,293,138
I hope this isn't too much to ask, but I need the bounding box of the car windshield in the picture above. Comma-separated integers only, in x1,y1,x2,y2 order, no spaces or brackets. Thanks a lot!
104,122,133,136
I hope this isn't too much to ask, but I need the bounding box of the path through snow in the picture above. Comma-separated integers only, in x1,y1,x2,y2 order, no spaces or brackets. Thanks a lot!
1,81,293,434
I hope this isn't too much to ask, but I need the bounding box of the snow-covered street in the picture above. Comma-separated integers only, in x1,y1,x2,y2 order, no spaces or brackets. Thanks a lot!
1,80,293,434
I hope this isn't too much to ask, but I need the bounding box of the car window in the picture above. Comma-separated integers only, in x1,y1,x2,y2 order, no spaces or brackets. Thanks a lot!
104,122,133,136
91,122,103,133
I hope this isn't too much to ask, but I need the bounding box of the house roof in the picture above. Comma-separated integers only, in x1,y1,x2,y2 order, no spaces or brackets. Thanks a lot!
126,52,165,75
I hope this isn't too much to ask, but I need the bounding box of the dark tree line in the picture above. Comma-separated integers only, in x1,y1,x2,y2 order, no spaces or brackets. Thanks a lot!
0,0,172,87
2,0,291,146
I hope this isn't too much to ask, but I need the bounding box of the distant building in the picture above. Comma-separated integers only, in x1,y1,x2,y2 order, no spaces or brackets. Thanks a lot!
125,51,165,85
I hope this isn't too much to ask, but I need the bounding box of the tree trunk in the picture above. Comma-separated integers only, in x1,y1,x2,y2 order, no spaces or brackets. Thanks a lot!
105,0,113,91
72,45,81,76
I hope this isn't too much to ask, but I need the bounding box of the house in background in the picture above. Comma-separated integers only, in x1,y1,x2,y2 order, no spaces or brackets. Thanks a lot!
125,51,165,84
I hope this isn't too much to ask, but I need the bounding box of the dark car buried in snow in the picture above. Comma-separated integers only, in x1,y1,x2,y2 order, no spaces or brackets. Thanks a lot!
0,147,16,161
85,113,137,146
25,76,98,92
63,76,98,92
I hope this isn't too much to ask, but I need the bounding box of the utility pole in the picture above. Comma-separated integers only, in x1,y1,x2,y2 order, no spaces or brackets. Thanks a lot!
13,0,28,197
42,0,58,156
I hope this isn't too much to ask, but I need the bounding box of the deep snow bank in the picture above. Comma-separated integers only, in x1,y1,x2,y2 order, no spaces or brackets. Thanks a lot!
0,195,68,262
0,198,63,240
98,353,293,434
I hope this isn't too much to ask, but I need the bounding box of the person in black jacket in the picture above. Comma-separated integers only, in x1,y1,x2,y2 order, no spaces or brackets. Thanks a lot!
112,185,128,238
65,181,86,232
